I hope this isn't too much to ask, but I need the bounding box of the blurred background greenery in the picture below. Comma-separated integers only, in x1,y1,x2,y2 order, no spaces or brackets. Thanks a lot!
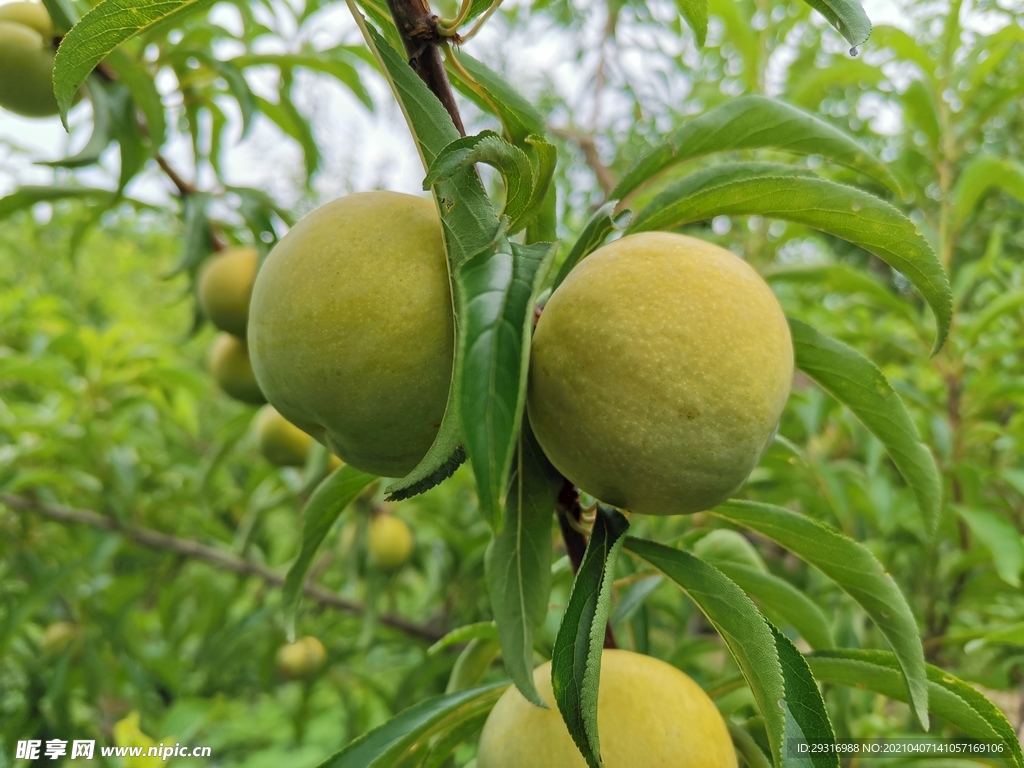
1,0,1023,764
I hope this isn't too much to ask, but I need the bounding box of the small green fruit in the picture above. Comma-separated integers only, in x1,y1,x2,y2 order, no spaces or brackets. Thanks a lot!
248,191,453,477
198,247,258,338
528,232,793,516
0,18,58,118
254,404,313,466
368,514,414,571
276,636,327,680
0,2,53,36
209,333,265,405
477,649,737,767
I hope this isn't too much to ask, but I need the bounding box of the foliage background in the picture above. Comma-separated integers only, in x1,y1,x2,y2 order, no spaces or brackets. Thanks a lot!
1,0,1023,764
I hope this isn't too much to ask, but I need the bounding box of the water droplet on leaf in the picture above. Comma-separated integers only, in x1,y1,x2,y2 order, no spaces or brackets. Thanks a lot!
849,46,859,57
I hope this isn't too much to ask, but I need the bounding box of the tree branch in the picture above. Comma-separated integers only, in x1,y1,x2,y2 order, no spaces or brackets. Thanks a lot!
549,126,617,197
2,493,443,643
384,0,466,135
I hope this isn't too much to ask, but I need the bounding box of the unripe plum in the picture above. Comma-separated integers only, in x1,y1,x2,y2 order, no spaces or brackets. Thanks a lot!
275,636,327,680
477,649,737,767
254,405,313,466
209,333,265,405
528,232,792,516
0,18,59,118
248,191,453,477
367,514,414,571
198,247,258,338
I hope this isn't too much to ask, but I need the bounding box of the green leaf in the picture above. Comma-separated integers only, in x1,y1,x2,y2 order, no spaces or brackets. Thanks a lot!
427,622,498,656
962,288,1024,343
624,537,836,767
952,154,1024,232
901,79,941,153
167,193,212,278
788,57,885,108
486,424,561,706
713,500,929,728
676,0,708,46
53,0,218,126
952,506,1024,588
281,466,377,637
630,166,952,352
104,48,167,149
612,95,901,201
231,50,374,110
0,186,107,221
425,132,536,231
870,25,936,80
809,650,1024,768
355,21,501,500
712,562,834,650
458,239,556,522
40,0,78,33
178,51,257,137
551,506,630,768
317,683,506,768
771,625,838,766
445,638,501,693
799,0,871,49
255,91,319,178
446,51,546,143
790,318,941,532
551,202,631,291
765,263,913,317
41,78,112,168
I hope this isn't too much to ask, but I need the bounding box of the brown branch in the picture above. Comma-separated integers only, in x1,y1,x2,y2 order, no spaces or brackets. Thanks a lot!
555,480,617,649
549,126,617,197
384,0,466,136
156,154,196,197
2,493,443,643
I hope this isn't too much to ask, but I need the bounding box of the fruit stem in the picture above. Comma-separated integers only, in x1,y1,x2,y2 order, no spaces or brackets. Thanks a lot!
383,0,467,136
556,480,617,649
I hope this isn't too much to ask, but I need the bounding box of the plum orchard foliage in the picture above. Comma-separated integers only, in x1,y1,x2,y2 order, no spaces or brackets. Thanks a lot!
0,0,1023,764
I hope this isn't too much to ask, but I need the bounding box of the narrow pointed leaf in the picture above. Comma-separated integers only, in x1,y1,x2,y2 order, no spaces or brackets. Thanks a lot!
53,0,218,124
613,96,900,200
952,155,1024,232
809,650,1024,768
458,240,556,522
790,318,941,532
629,167,951,352
41,79,112,168
446,51,546,143
425,132,536,231
427,622,498,656
624,537,836,766
713,500,929,728
0,186,107,220
712,562,834,650
952,506,1024,588
676,0,708,46
105,48,167,149
552,202,631,290
317,683,506,768
282,466,377,637
799,0,871,49
771,625,837,765
486,425,561,706
551,506,630,768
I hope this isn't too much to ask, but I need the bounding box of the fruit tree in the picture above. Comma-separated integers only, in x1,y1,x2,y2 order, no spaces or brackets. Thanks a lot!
1,0,1023,765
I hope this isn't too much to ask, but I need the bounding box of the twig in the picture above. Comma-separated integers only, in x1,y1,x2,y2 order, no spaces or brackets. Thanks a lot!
156,154,196,197
2,493,444,643
555,480,617,649
549,126,617,197
384,0,466,135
